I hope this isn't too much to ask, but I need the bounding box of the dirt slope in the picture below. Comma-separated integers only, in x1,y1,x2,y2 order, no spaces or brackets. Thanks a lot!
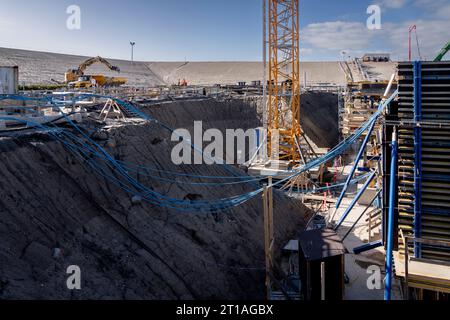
300,92,339,148
0,99,312,299
252,92,340,149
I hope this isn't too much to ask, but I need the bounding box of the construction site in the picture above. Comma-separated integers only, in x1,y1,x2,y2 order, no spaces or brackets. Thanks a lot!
0,0,449,303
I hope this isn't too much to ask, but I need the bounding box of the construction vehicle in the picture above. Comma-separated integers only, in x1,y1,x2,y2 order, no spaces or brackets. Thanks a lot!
434,41,450,62
69,74,127,88
65,56,127,88
177,78,188,87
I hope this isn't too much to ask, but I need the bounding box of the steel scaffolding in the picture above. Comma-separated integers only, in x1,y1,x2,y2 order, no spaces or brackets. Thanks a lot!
266,0,301,161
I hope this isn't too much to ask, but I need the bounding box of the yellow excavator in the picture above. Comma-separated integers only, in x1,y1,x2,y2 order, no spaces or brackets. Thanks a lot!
65,56,127,88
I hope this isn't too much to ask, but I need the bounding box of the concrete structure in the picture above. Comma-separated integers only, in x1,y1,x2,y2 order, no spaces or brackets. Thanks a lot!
0,66,18,94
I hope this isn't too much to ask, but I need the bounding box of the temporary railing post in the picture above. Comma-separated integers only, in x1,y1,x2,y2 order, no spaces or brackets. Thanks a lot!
263,184,270,299
413,61,423,258
385,128,398,301
263,176,274,300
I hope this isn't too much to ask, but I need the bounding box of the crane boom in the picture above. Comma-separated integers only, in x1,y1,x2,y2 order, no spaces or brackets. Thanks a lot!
434,41,450,62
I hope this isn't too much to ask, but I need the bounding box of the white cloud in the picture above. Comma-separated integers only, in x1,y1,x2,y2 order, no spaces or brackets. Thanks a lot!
300,16,450,61
414,0,445,8
413,0,450,18
302,21,374,51
378,0,450,16
382,0,408,8
435,4,450,18
384,19,450,60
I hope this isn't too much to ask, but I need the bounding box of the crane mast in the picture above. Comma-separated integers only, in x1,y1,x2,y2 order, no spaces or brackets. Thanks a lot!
266,0,301,162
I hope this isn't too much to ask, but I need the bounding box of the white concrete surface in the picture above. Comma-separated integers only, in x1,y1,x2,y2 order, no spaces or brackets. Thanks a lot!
330,197,403,300
0,47,397,87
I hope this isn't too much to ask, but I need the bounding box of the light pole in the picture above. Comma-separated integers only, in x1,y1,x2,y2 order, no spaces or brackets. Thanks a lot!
130,42,136,64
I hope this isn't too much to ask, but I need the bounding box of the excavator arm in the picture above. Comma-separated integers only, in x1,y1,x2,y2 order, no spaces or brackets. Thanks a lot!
65,56,121,83
434,41,450,62
77,56,121,74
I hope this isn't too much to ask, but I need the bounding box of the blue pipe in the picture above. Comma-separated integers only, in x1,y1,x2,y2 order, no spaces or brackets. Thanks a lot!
413,61,423,258
334,170,376,230
334,119,377,212
353,240,383,254
0,91,400,213
385,129,398,301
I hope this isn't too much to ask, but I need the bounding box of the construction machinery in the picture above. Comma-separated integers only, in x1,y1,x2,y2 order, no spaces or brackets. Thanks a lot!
409,25,422,61
434,41,450,62
65,56,127,88
266,0,302,162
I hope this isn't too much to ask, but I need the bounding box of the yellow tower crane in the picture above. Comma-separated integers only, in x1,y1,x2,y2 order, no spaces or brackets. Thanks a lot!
266,0,302,162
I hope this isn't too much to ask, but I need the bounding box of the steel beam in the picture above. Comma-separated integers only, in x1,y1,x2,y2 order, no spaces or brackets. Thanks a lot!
385,129,398,301
413,61,423,258
353,240,383,254
267,0,301,161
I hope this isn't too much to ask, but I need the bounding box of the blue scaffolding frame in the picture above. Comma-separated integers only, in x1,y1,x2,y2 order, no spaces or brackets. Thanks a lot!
413,61,423,258
385,129,398,301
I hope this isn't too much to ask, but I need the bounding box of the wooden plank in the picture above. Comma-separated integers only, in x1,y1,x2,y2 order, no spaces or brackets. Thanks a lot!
301,195,337,203
408,260,450,285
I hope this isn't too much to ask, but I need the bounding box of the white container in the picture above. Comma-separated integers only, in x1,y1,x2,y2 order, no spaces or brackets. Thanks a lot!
0,66,19,94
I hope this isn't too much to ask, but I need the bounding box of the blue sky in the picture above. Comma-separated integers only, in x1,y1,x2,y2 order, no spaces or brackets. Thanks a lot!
0,0,449,61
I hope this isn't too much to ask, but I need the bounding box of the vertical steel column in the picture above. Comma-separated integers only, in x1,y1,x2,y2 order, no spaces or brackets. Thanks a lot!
262,0,268,162
413,61,423,258
385,129,398,301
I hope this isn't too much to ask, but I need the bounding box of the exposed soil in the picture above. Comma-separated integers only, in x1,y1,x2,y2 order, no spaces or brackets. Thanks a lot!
300,92,339,148
0,98,313,300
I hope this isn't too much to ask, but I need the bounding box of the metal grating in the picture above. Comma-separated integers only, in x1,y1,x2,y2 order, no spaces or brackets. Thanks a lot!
397,61,450,261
